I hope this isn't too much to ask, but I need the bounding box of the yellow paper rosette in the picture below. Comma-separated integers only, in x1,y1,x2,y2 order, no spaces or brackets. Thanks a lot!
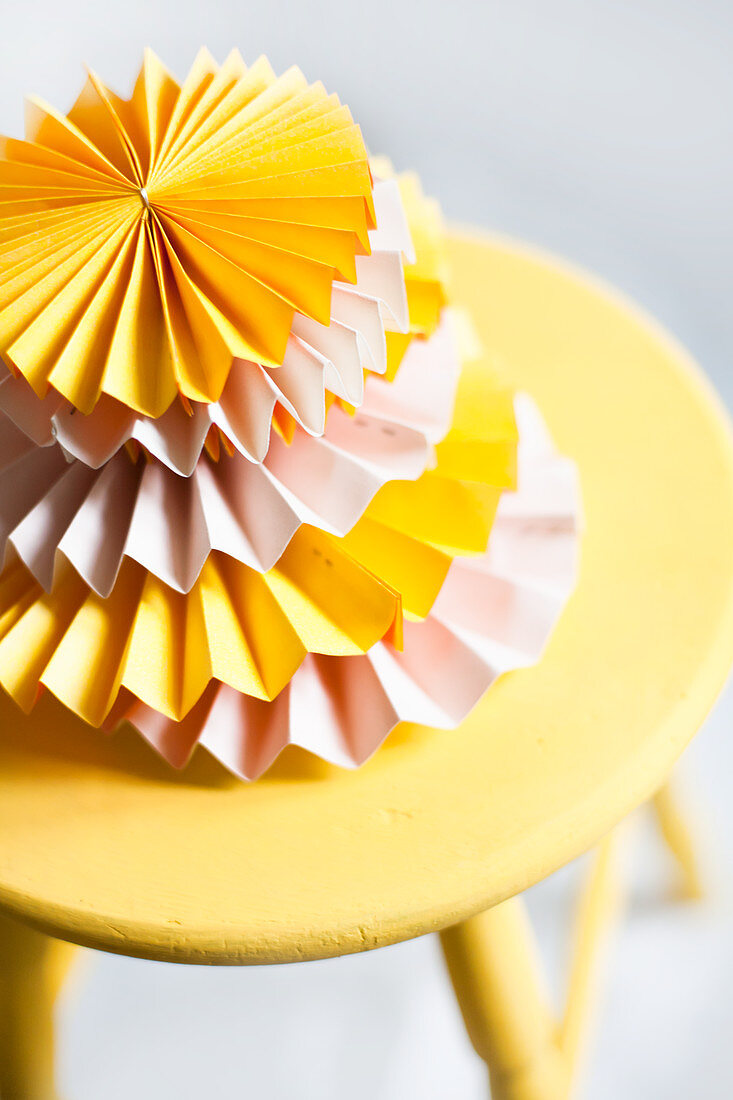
0,48,375,416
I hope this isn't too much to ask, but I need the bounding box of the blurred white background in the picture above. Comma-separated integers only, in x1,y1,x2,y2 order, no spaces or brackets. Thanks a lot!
0,1,730,1096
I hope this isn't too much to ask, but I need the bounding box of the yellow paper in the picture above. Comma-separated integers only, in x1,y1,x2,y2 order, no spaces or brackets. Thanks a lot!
0,523,403,725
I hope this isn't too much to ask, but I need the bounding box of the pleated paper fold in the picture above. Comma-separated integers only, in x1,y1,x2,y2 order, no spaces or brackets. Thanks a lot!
0,532,403,726
371,159,449,380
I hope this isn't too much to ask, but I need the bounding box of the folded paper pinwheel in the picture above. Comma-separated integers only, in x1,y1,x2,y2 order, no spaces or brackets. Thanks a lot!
0,50,580,778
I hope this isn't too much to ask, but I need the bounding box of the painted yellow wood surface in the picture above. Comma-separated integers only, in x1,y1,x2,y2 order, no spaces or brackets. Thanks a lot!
0,231,731,965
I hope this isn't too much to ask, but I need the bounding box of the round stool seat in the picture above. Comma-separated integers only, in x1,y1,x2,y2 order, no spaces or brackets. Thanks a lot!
0,232,731,965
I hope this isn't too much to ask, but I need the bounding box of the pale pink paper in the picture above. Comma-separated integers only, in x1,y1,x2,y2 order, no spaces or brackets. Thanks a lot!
0,406,431,595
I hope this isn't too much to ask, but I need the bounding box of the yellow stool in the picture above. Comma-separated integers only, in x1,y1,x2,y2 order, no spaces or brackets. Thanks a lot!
0,232,731,1100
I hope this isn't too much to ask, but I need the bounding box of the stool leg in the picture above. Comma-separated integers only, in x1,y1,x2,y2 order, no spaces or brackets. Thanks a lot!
440,831,624,1100
0,914,75,1100
652,781,703,900
440,898,569,1100
559,834,623,1073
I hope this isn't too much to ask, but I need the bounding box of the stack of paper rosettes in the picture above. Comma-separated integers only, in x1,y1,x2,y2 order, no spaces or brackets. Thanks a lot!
0,50,580,778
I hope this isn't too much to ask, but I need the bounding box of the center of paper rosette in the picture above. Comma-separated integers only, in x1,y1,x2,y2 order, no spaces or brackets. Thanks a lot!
139,187,151,211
